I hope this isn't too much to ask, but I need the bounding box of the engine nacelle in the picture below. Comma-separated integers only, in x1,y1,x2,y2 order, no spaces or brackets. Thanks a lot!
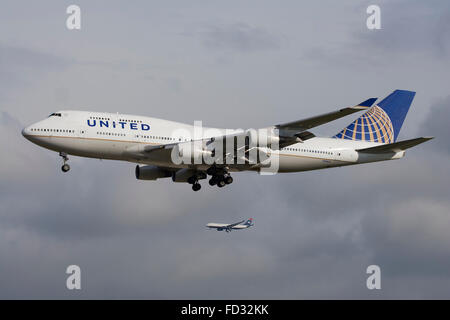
246,128,280,149
266,130,280,148
135,165,171,180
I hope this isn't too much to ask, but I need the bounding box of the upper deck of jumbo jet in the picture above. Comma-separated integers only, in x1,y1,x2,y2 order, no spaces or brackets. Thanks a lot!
22,109,233,138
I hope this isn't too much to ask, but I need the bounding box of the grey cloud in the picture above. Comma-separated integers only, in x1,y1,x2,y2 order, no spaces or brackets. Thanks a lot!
362,198,450,277
198,23,280,53
1,145,449,298
0,44,70,71
355,1,450,58
0,111,21,126
0,44,72,103
304,1,450,67
421,96,450,154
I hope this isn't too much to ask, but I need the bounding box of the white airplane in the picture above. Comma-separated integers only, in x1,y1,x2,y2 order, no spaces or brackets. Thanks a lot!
207,219,254,232
22,90,432,191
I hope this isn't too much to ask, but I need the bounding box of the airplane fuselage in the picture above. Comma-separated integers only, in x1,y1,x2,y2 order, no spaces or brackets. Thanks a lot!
22,110,405,174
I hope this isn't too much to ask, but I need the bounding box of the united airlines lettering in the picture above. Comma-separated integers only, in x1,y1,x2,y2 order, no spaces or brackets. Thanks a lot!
86,119,150,130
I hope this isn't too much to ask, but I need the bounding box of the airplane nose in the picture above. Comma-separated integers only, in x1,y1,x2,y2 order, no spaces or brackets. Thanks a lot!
22,125,33,140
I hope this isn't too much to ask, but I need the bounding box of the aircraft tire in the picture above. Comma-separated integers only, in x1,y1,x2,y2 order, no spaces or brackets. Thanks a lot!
209,176,218,186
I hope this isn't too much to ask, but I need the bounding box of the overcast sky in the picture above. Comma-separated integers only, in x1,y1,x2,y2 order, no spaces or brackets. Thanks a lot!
1,0,450,299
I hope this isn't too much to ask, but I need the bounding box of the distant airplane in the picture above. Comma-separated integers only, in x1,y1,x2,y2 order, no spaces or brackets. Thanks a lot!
22,90,433,191
207,218,254,232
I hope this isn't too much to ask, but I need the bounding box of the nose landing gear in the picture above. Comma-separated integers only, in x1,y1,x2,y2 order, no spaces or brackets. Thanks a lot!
60,152,70,172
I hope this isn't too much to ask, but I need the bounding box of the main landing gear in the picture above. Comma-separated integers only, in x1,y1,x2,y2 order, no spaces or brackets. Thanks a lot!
60,152,70,172
209,174,233,188
207,166,233,189
186,168,234,191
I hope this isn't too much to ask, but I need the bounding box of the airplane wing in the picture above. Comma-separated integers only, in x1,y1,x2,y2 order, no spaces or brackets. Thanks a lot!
276,98,376,135
356,137,433,154
125,98,377,163
274,98,376,148
225,220,245,228
124,142,179,162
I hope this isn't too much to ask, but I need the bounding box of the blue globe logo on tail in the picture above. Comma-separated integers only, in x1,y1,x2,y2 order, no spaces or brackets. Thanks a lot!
334,106,394,143
333,90,416,144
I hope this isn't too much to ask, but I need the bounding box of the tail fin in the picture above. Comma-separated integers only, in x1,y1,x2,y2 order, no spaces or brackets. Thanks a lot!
334,90,416,143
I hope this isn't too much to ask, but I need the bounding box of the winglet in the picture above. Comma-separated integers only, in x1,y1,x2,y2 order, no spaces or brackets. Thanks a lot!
349,98,377,110
358,98,377,107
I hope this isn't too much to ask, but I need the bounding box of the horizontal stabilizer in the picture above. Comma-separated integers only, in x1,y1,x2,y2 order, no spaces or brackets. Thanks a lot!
356,137,433,154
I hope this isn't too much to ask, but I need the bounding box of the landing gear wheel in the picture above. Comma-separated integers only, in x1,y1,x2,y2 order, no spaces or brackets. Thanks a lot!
59,152,70,173
217,180,226,188
187,176,197,185
224,176,233,184
209,177,218,186
192,183,201,191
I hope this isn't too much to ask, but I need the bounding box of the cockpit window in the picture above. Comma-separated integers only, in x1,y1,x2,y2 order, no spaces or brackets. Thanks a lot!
48,113,62,117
